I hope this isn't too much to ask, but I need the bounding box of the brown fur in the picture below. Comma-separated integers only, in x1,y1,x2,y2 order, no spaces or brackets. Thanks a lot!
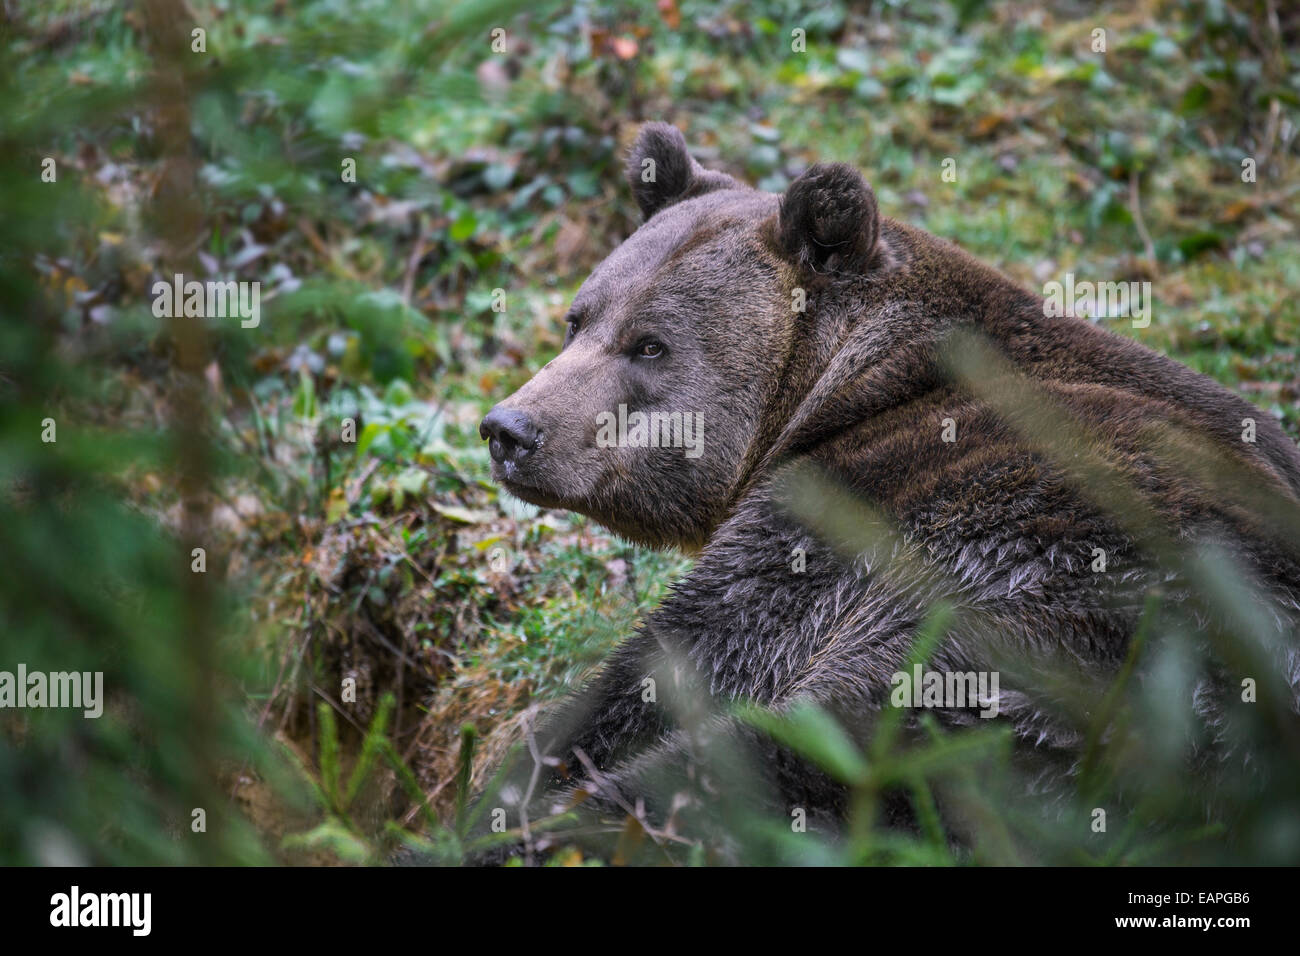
474,123,1300,859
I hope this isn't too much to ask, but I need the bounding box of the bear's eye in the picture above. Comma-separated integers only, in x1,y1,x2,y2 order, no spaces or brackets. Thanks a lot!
635,339,665,359
563,315,581,346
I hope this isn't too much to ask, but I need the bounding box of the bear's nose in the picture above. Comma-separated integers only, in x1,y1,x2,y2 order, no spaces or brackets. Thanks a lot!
479,407,540,465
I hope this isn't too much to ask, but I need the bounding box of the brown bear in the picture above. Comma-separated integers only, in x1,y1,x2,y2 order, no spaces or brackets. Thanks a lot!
475,122,1300,862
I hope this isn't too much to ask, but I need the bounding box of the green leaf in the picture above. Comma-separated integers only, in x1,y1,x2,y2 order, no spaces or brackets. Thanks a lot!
281,820,370,863
1178,230,1226,260
292,368,317,419
344,694,395,807
433,502,494,524
394,467,428,496
737,700,870,785
450,212,477,241
355,422,388,458
383,378,414,406
317,702,341,809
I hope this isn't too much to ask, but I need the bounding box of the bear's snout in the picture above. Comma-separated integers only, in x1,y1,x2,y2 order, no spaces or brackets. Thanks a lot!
480,407,541,466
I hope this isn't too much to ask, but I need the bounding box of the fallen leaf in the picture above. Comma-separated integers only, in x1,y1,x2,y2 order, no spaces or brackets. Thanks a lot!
433,503,495,524
657,0,681,30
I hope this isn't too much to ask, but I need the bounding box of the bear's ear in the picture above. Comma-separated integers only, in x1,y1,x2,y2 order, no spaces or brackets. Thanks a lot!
626,122,737,220
776,163,880,275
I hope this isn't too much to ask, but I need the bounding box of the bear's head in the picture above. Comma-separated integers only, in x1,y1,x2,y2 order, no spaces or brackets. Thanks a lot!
480,122,887,550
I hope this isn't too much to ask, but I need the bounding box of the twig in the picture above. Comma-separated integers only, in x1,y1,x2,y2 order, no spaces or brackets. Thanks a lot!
1128,170,1155,267
518,708,546,865
298,218,360,280
309,681,367,734
401,217,429,307
570,747,689,855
